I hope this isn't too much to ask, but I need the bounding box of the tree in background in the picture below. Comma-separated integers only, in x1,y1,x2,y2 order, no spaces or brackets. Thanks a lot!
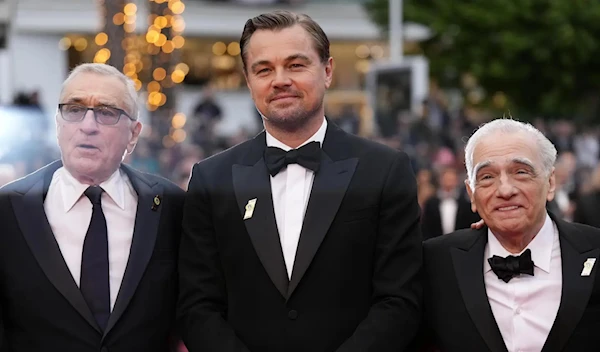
99,0,128,71
365,0,600,121
96,0,189,147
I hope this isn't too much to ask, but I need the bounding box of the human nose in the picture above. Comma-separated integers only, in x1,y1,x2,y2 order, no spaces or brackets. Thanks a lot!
496,173,517,199
79,109,100,133
271,67,292,88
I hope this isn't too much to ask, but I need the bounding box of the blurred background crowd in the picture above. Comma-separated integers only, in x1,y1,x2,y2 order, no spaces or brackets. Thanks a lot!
2,0,600,235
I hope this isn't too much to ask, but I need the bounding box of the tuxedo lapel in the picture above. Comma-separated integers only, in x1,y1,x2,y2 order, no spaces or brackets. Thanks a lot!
287,151,357,299
542,217,598,352
102,165,163,338
10,161,102,333
233,133,289,298
451,230,508,352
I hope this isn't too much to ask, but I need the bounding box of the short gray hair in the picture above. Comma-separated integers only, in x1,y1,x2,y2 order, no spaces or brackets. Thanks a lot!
465,118,557,190
60,63,139,120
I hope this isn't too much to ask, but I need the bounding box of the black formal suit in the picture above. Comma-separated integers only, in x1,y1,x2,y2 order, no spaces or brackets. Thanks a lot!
422,212,600,352
0,160,184,352
178,122,422,352
421,189,480,241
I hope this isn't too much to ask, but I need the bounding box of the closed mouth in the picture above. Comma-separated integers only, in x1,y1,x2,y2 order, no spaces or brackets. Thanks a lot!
271,95,298,101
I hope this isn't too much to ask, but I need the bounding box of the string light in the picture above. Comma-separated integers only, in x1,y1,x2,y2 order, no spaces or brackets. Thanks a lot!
92,0,188,145
144,0,187,141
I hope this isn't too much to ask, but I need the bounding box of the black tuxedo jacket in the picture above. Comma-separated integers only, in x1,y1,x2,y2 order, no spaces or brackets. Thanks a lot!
178,122,423,352
421,190,480,241
0,161,185,352
422,212,600,352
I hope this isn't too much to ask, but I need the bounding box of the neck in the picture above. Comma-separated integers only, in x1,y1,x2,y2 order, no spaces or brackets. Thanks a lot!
66,167,112,186
265,115,324,149
493,216,546,254
495,233,536,254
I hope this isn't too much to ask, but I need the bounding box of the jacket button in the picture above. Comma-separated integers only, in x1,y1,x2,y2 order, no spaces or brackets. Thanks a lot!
288,310,298,320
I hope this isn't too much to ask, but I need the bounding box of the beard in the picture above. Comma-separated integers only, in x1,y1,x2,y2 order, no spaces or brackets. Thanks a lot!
261,94,324,133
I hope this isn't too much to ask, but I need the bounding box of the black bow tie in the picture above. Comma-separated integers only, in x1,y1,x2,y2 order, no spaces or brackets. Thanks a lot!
488,248,535,283
265,141,321,176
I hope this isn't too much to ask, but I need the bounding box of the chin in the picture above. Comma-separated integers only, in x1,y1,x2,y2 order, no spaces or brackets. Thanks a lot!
267,115,308,131
495,221,527,234
70,158,102,172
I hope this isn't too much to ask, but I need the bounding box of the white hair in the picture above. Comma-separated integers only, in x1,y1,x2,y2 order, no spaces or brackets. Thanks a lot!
464,118,557,190
60,63,139,120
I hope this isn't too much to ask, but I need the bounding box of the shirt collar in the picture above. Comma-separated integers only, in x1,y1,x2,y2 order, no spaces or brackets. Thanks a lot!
484,213,556,274
59,167,126,212
265,118,327,150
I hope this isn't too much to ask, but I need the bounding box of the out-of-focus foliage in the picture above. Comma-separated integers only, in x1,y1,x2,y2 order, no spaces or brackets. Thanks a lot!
365,0,600,121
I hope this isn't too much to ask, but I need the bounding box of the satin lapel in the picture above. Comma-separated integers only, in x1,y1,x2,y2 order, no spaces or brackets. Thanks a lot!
542,217,598,352
232,159,289,298
451,232,508,352
287,152,358,299
102,166,162,338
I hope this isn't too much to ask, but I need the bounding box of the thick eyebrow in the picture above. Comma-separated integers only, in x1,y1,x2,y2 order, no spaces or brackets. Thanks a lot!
473,160,492,177
250,54,312,73
473,157,537,177
511,157,536,172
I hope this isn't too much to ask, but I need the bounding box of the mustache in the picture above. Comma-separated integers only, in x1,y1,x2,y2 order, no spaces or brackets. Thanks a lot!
268,90,302,101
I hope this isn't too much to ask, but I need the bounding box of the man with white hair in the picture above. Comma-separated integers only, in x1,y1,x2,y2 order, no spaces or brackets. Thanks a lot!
421,118,600,352
0,63,184,352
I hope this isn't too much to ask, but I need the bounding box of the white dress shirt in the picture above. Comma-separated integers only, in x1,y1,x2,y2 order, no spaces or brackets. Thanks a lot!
44,167,138,311
438,191,458,235
484,213,562,352
266,118,327,279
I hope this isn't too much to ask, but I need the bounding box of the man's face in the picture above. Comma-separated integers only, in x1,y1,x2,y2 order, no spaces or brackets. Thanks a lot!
439,168,458,192
57,72,142,184
244,24,333,132
466,132,556,237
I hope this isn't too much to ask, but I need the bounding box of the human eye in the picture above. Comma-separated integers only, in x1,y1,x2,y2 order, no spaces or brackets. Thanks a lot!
256,68,270,75
97,106,119,117
66,104,85,113
476,173,495,186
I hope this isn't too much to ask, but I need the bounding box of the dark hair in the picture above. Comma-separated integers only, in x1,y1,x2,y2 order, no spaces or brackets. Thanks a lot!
239,10,330,73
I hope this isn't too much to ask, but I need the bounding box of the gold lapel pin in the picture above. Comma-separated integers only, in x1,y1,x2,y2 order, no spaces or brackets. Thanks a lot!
152,195,161,211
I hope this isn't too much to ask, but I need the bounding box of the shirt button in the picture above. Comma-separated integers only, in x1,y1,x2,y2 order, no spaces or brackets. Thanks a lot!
515,307,522,315
288,310,298,320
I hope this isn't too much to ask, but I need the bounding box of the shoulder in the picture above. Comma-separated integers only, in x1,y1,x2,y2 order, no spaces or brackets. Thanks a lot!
560,219,600,247
424,228,481,254
140,172,184,195
330,133,413,185
345,133,409,163
122,166,185,197
202,138,253,163
0,163,51,195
